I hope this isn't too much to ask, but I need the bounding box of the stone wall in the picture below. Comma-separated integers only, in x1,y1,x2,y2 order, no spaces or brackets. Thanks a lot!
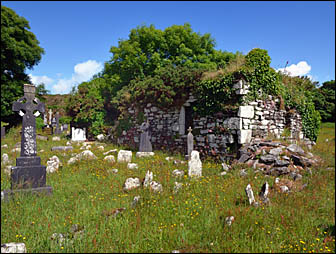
115,80,306,159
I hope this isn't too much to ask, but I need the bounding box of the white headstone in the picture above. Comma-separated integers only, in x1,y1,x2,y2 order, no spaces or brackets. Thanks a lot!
71,127,86,141
188,150,202,178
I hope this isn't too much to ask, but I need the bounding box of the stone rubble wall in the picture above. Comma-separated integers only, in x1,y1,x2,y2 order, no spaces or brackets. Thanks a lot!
117,93,305,158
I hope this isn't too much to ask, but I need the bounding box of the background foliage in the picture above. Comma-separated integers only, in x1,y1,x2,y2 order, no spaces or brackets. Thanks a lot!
1,6,44,123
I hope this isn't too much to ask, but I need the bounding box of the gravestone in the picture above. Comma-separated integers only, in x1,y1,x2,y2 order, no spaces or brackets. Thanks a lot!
139,120,152,152
1,126,5,138
1,84,52,201
48,109,52,126
54,112,61,135
43,113,48,125
71,127,86,141
51,117,56,128
187,126,193,160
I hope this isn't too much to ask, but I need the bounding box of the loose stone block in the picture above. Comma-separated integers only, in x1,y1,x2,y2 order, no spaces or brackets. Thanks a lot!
1,242,27,253
127,163,138,170
117,150,132,163
123,178,141,191
238,106,254,119
136,152,154,158
238,130,252,144
104,155,115,163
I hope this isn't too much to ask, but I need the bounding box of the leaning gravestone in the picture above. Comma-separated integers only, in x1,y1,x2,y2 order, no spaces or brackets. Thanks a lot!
187,126,193,160
139,120,152,152
1,84,52,201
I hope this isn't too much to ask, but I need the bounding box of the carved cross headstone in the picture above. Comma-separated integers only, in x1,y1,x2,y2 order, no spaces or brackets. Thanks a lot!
10,84,51,192
54,112,60,135
139,120,152,152
187,126,193,160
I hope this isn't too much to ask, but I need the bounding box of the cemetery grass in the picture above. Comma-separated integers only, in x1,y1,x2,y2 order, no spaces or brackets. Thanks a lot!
1,123,335,253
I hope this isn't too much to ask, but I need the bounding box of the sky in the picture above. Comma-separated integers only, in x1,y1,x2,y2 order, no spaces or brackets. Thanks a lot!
2,1,335,94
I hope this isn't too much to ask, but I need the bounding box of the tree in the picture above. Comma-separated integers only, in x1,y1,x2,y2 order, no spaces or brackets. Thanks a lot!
313,80,335,122
35,83,50,102
65,79,106,136
1,6,44,121
103,23,239,98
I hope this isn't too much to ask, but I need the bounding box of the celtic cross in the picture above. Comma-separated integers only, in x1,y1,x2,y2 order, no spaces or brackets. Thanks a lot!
12,84,45,157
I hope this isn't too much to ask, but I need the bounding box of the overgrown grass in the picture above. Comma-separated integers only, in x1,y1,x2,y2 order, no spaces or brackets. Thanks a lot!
1,123,335,253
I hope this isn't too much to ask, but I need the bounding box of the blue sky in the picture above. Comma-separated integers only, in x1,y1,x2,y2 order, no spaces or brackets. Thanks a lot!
2,1,335,94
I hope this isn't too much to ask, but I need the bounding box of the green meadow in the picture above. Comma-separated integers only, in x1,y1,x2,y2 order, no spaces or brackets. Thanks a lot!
1,123,335,253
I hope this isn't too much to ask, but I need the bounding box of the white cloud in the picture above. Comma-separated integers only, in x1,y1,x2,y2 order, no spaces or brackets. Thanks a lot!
277,61,311,77
28,74,54,86
52,60,103,94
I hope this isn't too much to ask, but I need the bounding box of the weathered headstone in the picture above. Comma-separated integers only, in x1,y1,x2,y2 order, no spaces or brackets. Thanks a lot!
187,126,193,160
2,84,52,201
71,127,86,141
139,120,152,152
188,150,202,178
43,113,48,125
1,126,5,138
51,117,56,128
48,109,52,126
54,112,61,135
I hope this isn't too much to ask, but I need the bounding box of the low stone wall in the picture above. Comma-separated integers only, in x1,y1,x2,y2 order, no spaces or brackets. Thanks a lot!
116,95,305,159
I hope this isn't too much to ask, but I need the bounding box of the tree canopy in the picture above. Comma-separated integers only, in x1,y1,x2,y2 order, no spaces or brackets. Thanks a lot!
102,23,240,98
1,6,44,121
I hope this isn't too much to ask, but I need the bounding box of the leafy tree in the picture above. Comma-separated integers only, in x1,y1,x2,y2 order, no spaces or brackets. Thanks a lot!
313,80,335,122
35,83,50,102
65,79,106,136
1,6,44,121
103,23,239,98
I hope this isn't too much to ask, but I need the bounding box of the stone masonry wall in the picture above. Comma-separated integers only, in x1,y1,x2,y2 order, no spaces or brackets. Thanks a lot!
116,80,305,159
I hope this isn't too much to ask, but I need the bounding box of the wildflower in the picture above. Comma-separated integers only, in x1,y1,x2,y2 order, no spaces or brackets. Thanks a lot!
300,240,305,244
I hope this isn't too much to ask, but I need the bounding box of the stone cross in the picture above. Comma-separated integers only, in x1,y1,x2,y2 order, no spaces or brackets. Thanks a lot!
139,120,152,152
187,126,193,160
9,84,51,192
48,109,52,125
54,112,60,135
12,84,44,158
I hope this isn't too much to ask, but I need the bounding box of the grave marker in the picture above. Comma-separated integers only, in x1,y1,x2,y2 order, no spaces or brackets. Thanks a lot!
139,120,152,152
2,84,52,201
54,112,60,135
187,126,193,160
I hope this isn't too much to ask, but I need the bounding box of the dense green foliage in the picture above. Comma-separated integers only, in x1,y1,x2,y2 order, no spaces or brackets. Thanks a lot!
312,80,335,122
194,48,281,115
66,24,240,134
116,64,203,110
65,80,105,136
103,23,238,96
279,75,322,141
1,6,44,120
35,83,50,102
